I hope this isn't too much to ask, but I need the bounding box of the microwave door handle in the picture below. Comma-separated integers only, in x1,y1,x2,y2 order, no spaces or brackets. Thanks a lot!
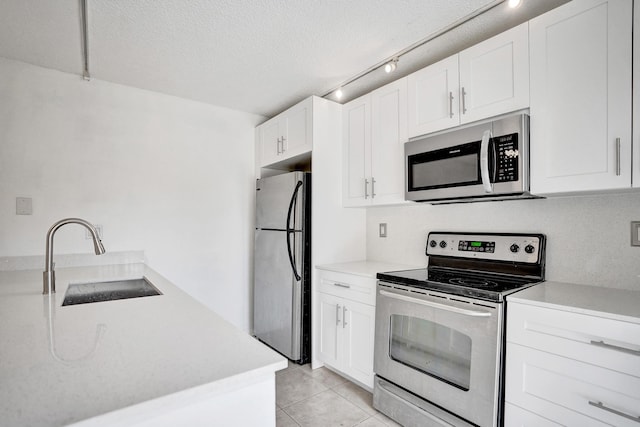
480,129,494,193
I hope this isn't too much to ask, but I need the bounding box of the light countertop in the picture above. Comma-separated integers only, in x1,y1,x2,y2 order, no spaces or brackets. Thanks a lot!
315,261,422,279
0,263,286,427
507,280,640,324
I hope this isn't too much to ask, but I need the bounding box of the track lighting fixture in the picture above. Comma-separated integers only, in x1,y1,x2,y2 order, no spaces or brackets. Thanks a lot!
323,0,524,102
507,0,522,9
384,58,398,73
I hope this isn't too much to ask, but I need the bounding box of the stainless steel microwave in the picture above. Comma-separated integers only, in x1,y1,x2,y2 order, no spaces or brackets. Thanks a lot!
405,113,534,203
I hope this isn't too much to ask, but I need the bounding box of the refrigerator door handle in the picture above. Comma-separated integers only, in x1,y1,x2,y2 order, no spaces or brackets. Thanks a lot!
286,180,303,282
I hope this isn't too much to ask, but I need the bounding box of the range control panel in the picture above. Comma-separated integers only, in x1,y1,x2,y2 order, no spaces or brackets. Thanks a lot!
426,232,543,264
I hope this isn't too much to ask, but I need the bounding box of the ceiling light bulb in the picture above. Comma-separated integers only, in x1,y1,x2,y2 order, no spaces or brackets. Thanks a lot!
335,88,343,99
507,0,522,8
384,59,398,73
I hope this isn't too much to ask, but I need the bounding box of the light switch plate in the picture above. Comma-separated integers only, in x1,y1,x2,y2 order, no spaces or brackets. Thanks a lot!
16,197,32,215
631,222,640,246
379,223,387,238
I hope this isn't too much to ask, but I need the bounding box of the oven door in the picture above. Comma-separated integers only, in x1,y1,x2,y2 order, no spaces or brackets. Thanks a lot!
374,282,503,427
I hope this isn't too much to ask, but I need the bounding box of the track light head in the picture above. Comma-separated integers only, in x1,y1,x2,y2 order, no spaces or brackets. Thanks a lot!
384,58,398,73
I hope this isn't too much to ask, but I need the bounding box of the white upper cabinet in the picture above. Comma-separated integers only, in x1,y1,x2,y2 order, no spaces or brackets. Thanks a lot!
408,55,460,137
343,78,407,207
458,22,529,124
258,97,312,168
343,95,371,207
529,0,633,194
407,22,529,138
370,79,408,205
634,2,640,188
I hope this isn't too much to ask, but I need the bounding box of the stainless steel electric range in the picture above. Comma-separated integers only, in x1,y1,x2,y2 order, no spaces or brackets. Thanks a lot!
373,232,546,427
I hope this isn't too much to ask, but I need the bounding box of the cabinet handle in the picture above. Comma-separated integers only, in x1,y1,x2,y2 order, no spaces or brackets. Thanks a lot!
342,306,347,328
616,137,621,176
364,179,369,199
461,87,467,114
449,91,454,118
333,283,351,289
281,136,286,153
588,401,640,423
590,340,640,356
336,304,341,326
277,137,282,155
371,177,376,198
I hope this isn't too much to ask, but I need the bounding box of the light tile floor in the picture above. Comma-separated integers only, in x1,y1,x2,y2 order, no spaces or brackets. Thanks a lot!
275,362,401,427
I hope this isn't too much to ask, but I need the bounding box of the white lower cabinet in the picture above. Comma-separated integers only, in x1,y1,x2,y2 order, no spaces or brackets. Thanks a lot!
316,269,376,388
505,300,640,426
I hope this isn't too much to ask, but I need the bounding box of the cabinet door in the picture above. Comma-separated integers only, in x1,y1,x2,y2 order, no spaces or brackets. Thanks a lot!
505,403,562,427
370,78,408,205
282,97,312,159
459,22,529,124
317,293,341,368
259,118,281,167
529,0,632,194
407,55,460,137
634,3,640,188
342,299,376,388
342,95,371,207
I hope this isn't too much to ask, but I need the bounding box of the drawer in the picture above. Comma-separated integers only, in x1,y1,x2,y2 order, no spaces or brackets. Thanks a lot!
507,302,640,377
317,269,376,306
504,403,561,426
506,343,640,427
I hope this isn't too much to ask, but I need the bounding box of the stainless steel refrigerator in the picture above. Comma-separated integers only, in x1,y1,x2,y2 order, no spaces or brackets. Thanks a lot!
253,171,310,363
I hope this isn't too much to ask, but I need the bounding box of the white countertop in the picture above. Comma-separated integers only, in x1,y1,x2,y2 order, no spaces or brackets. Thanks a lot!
316,261,422,279
0,263,286,427
507,280,640,324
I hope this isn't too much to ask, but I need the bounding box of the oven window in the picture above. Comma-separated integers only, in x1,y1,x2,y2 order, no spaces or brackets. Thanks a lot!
389,315,471,390
411,154,478,189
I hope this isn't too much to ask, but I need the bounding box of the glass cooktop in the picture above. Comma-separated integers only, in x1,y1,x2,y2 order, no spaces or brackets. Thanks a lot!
377,268,542,302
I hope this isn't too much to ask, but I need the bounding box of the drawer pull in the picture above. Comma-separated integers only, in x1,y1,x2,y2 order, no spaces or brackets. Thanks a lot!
333,283,351,289
590,340,640,356
588,401,640,423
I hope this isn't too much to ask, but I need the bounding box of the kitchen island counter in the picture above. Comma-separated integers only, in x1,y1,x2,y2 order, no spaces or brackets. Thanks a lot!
0,263,286,427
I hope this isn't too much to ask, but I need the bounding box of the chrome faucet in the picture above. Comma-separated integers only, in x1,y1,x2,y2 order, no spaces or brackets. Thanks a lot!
43,218,106,294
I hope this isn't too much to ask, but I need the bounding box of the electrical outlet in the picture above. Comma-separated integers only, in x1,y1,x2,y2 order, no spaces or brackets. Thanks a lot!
16,197,32,215
86,225,103,240
631,222,640,246
379,223,387,238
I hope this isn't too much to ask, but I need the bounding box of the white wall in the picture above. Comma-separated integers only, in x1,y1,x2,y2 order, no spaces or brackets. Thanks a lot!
0,57,263,331
367,193,640,290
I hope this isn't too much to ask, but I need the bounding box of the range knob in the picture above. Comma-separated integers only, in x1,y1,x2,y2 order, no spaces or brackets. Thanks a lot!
510,244,520,253
439,240,447,249
429,240,437,248
525,244,536,254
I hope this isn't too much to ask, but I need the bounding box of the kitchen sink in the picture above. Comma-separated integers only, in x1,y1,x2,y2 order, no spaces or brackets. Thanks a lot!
62,277,162,306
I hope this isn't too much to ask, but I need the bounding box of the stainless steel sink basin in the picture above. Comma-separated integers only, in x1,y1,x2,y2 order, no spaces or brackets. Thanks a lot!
62,277,162,306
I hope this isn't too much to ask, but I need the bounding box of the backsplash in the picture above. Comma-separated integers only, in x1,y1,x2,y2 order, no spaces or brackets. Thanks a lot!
0,251,145,271
367,192,640,290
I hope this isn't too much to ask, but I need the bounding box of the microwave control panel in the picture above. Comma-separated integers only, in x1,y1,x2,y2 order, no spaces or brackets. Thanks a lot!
494,133,519,183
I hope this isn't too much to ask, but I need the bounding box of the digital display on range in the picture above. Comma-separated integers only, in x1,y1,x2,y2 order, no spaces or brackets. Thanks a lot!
458,240,495,253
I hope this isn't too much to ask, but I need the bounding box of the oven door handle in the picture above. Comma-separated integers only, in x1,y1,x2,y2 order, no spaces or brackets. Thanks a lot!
379,290,492,317
480,129,494,193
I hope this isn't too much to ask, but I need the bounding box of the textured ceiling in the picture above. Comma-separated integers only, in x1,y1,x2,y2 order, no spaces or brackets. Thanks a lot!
0,0,568,117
